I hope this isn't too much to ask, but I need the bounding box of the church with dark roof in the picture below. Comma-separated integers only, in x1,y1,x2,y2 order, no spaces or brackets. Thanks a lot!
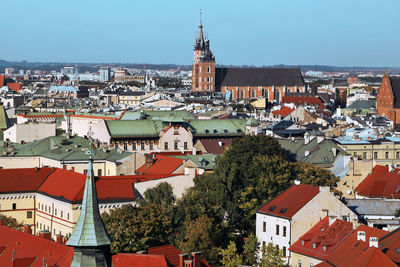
191,18,306,102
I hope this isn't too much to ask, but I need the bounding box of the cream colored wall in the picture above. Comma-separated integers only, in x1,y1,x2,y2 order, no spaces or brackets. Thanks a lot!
336,160,374,198
159,125,193,152
0,156,40,169
3,123,56,143
290,252,322,267
70,118,111,144
340,142,400,166
291,188,358,245
39,157,113,176
0,193,36,226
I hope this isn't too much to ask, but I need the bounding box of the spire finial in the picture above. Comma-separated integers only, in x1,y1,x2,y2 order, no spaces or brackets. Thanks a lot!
200,9,202,26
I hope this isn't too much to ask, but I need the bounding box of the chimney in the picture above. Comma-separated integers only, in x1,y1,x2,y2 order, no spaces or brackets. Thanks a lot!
294,180,301,186
192,252,201,267
192,147,197,155
179,254,189,267
184,260,193,267
56,234,63,244
38,230,52,240
23,224,32,234
144,154,153,169
369,236,378,248
357,231,366,242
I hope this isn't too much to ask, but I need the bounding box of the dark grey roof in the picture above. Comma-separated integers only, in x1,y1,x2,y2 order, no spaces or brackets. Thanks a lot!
390,77,400,108
347,100,376,109
215,67,305,88
346,199,400,216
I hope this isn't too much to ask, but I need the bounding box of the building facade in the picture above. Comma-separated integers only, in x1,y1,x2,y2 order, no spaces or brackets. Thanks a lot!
377,74,400,124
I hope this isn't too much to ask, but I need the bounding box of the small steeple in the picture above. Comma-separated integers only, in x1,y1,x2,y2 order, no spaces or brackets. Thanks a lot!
197,10,204,45
66,128,112,266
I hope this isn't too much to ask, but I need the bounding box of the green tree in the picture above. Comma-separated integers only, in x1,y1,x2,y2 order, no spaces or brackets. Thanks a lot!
219,241,242,267
395,208,400,222
179,215,220,266
259,242,284,267
139,182,176,207
242,234,258,265
0,214,21,229
102,204,173,253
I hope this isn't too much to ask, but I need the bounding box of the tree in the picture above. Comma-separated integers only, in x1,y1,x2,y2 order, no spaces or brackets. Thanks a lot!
0,214,21,229
395,208,400,222
179,215,220,266
259,242,284,267
139,182,176,207
102,204,173,253
219,241,242,267
242,234,258,265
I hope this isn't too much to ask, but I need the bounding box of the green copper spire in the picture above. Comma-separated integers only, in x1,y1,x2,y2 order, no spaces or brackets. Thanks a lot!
66,128,111,247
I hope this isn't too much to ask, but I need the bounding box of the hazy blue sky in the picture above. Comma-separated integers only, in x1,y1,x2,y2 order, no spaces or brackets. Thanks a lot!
2,0,399,67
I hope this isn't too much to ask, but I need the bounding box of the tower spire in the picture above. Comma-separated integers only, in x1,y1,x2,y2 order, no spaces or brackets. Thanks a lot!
197,9,204,45
66,128,112,266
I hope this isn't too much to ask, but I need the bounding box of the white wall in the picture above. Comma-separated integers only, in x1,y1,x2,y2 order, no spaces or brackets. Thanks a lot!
3,123,56,143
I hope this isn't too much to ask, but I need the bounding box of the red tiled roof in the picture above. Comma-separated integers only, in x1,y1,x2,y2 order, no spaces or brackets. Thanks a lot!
257,184,319,219
272,106,294,117
148,245,182,266
0,76,4,87
379,227,400,263
289,217,353,260
136,155,184,175
7,83,22,92
112,253,168,267
355,165,400,199
282,96,330,117
18,114,64,118
0,225,73,267
318,225,390,267
69,114,118,120
198,138,233,154
0,167,55,193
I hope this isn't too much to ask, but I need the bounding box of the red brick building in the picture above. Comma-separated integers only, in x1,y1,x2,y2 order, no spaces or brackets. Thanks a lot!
377,74,400,124
192,20,306,102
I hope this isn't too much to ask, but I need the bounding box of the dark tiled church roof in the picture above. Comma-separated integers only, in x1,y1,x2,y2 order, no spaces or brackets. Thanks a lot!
389,77,400,108
215,67,305,88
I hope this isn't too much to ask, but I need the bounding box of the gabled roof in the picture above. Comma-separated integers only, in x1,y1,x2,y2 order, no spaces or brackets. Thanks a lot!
316,225,392,267
148,245,182,266
6,83,22,92
0,225,73,266
389,77,400,108
136,155,184,175
106,120,163,138
257,184,319,219
173,154,217,171
347,100,376,110
215,67,305,87
0,167,54,193
289,217,353,261
355,165,400,199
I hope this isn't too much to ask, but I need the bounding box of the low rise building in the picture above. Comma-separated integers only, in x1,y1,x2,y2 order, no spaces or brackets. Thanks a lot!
3,123,56,143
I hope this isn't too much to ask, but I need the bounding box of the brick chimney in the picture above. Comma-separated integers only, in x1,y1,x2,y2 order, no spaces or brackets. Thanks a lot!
23,224,32,234
192,252,201,267
145,154,154,169
38,230,52,240
179,253,189,267
184,260,193,267
357,231,366,242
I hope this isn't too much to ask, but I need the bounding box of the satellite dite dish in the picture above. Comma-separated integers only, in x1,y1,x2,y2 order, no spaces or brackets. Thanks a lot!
294,180,301,185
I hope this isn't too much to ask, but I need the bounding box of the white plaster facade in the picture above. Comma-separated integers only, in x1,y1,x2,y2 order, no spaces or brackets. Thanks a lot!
3,123,56,143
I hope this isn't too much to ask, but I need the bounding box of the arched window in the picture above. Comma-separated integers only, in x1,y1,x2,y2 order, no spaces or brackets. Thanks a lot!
252,89,256,98
207,66,211,73
240,89,245,99
275,89,281,103
265,89,269,101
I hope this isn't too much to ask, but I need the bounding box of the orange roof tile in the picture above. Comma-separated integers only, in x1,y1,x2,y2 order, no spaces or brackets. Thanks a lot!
257,184,319,219
7,83,22,92
379,227,400,264
112,254,168,267
0,76,4,87
272,106,294,117
136,155,184,175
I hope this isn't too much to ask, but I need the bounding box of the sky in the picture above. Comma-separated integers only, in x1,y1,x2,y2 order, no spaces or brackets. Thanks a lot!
1,0,400,67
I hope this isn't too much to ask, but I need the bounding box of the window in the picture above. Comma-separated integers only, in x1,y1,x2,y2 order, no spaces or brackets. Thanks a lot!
362,152,367,159
283,226,287,237
276,225,279,235
67,213,70,220
174,130,179,135
301,240,304,246
12,203,16,210
298,259,302,267
27,211,32,218
132,142,136,150
115,142,119,149
61,211,63,218
124,142,127,150
174,141,179,150
353,152,357,157
164,142,169,150
374,151,378,159
207,66,211,73
396,151,400,159
283,246,286,257
184,142,188,150
150,142,154,150
98,169,102,176
141,142,145,150
262,241,266,248
312,242,316,249
385,152,389,159
263,222,266,232
55,209,57,216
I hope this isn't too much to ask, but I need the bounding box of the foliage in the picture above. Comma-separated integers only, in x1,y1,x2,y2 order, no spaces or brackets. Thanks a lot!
395,208,400,222
219,241,242,267
178,215,220,266
259,242,284,267
242,234,258,265
102,204,173,253
157,77,181,88
139,182,176,207
0,214,21,228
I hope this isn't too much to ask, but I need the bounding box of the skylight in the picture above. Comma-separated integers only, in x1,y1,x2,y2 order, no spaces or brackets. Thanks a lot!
279,208,288,214
269,206,276,211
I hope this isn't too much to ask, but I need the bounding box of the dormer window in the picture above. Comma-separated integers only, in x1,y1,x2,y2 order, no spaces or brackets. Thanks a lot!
301,240,304,246
322,246,326,252
312,243,316,249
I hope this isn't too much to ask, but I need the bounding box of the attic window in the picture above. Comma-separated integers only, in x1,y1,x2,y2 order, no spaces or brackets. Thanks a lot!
322,246,326,252
323,157,328,162
312,243,316,249
224,129,228,133
213,129,218,133
301,240,304,246
395,248,400,254
279,208,288,214
354,242,359,248
205,130,209,133
269,206,276,211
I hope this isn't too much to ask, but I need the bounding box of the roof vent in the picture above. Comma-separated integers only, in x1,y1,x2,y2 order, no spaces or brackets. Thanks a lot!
279,208,288,214
357,231,366,242
268,206,276,211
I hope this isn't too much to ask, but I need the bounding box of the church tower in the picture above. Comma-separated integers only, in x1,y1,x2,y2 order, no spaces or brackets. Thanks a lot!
66,131,112,267
192,13,216,94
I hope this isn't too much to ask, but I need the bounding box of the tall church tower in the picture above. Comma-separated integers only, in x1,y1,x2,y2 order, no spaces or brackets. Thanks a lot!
192,13,216,93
